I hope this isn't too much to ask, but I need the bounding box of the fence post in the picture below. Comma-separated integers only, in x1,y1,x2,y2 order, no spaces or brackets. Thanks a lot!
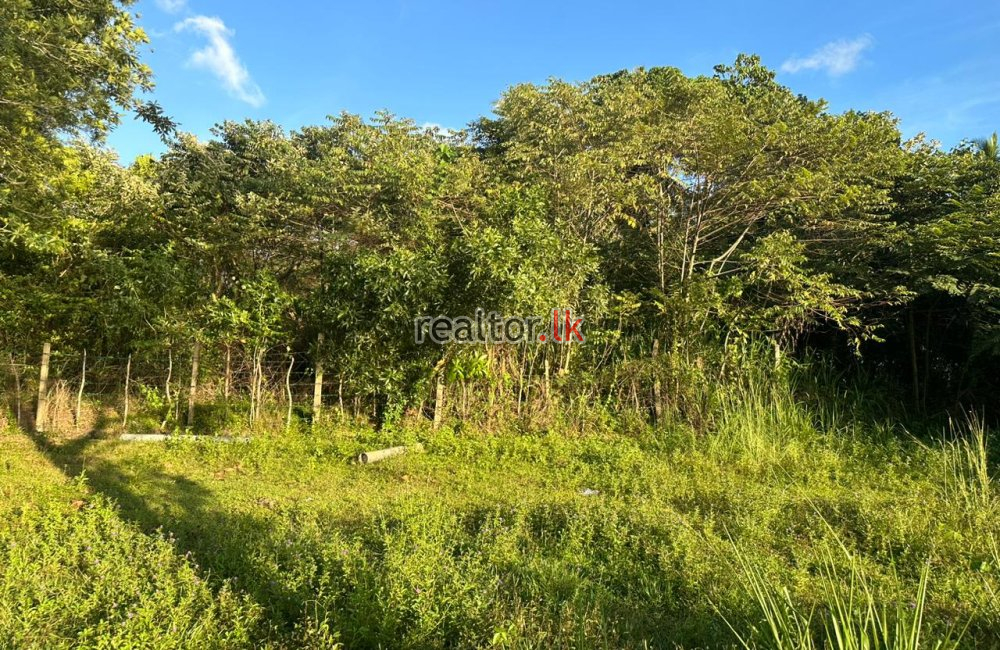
187,340,200,428
122,353,132,431
75,349,86,430
312,333,324,423
35,341,51,433
433,374,444,430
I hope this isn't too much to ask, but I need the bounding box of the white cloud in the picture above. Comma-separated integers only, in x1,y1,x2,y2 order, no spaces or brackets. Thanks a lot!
781,35,873,76
155,0,186,13
174,16,265,107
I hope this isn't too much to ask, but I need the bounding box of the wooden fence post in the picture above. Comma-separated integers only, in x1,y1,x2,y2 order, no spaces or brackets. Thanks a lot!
312,333,324,423
75,349,86,430
433,374,445,430
35,341,51,433
122,353,132,431
187,340,200,428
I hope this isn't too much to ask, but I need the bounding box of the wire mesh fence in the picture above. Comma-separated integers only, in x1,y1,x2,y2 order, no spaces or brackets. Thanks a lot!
0,343,357,435
2,339,632,436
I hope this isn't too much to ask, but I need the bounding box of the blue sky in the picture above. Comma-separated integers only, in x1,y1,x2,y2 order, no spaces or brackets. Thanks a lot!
107,0,1000,162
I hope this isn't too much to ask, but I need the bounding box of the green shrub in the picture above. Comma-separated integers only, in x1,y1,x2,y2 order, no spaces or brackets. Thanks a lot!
0,496,262,649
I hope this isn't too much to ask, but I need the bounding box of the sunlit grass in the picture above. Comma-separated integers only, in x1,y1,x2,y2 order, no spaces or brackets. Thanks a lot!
1,375,998,648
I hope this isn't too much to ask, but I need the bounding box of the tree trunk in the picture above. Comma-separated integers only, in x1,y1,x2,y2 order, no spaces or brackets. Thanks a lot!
256,349,264,423
161,347,173,431
652,338,663,423
164,346,173,403
544,357,551,404
249,348,257,426
285,350,294,431
35,341,51,433
523,345,540,413
223,344,232,400
516,347,527,416
249,346,264,427
187,340,200,428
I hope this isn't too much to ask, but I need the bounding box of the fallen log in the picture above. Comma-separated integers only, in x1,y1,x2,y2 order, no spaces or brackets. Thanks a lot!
358,443,422,464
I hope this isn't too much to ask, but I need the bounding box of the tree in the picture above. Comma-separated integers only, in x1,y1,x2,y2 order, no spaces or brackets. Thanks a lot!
474,56,905,351
974,132,999,162
0,0,160,356
1,0,152,214
887,137,1000,408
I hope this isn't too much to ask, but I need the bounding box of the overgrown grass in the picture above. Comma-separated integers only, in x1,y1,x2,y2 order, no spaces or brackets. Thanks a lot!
2,369,998,648
0,435,262,649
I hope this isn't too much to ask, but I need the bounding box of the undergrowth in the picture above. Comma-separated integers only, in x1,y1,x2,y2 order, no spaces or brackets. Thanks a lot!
1,365,998,648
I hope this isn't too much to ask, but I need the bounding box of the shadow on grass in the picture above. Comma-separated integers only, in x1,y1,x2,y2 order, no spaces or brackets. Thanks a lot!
24,424,317,641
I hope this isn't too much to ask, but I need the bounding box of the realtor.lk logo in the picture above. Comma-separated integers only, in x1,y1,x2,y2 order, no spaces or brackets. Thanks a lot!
414,308,584,344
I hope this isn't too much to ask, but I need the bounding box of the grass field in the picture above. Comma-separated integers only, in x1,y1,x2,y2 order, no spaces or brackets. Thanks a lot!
2,385,999,648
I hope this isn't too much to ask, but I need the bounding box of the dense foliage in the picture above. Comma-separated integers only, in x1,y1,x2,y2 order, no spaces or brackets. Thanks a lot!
3,46,999,425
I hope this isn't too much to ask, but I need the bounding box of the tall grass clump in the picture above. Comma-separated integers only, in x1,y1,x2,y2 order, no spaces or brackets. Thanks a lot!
938,413,995,517
726,532,967,650
705,351,818,466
